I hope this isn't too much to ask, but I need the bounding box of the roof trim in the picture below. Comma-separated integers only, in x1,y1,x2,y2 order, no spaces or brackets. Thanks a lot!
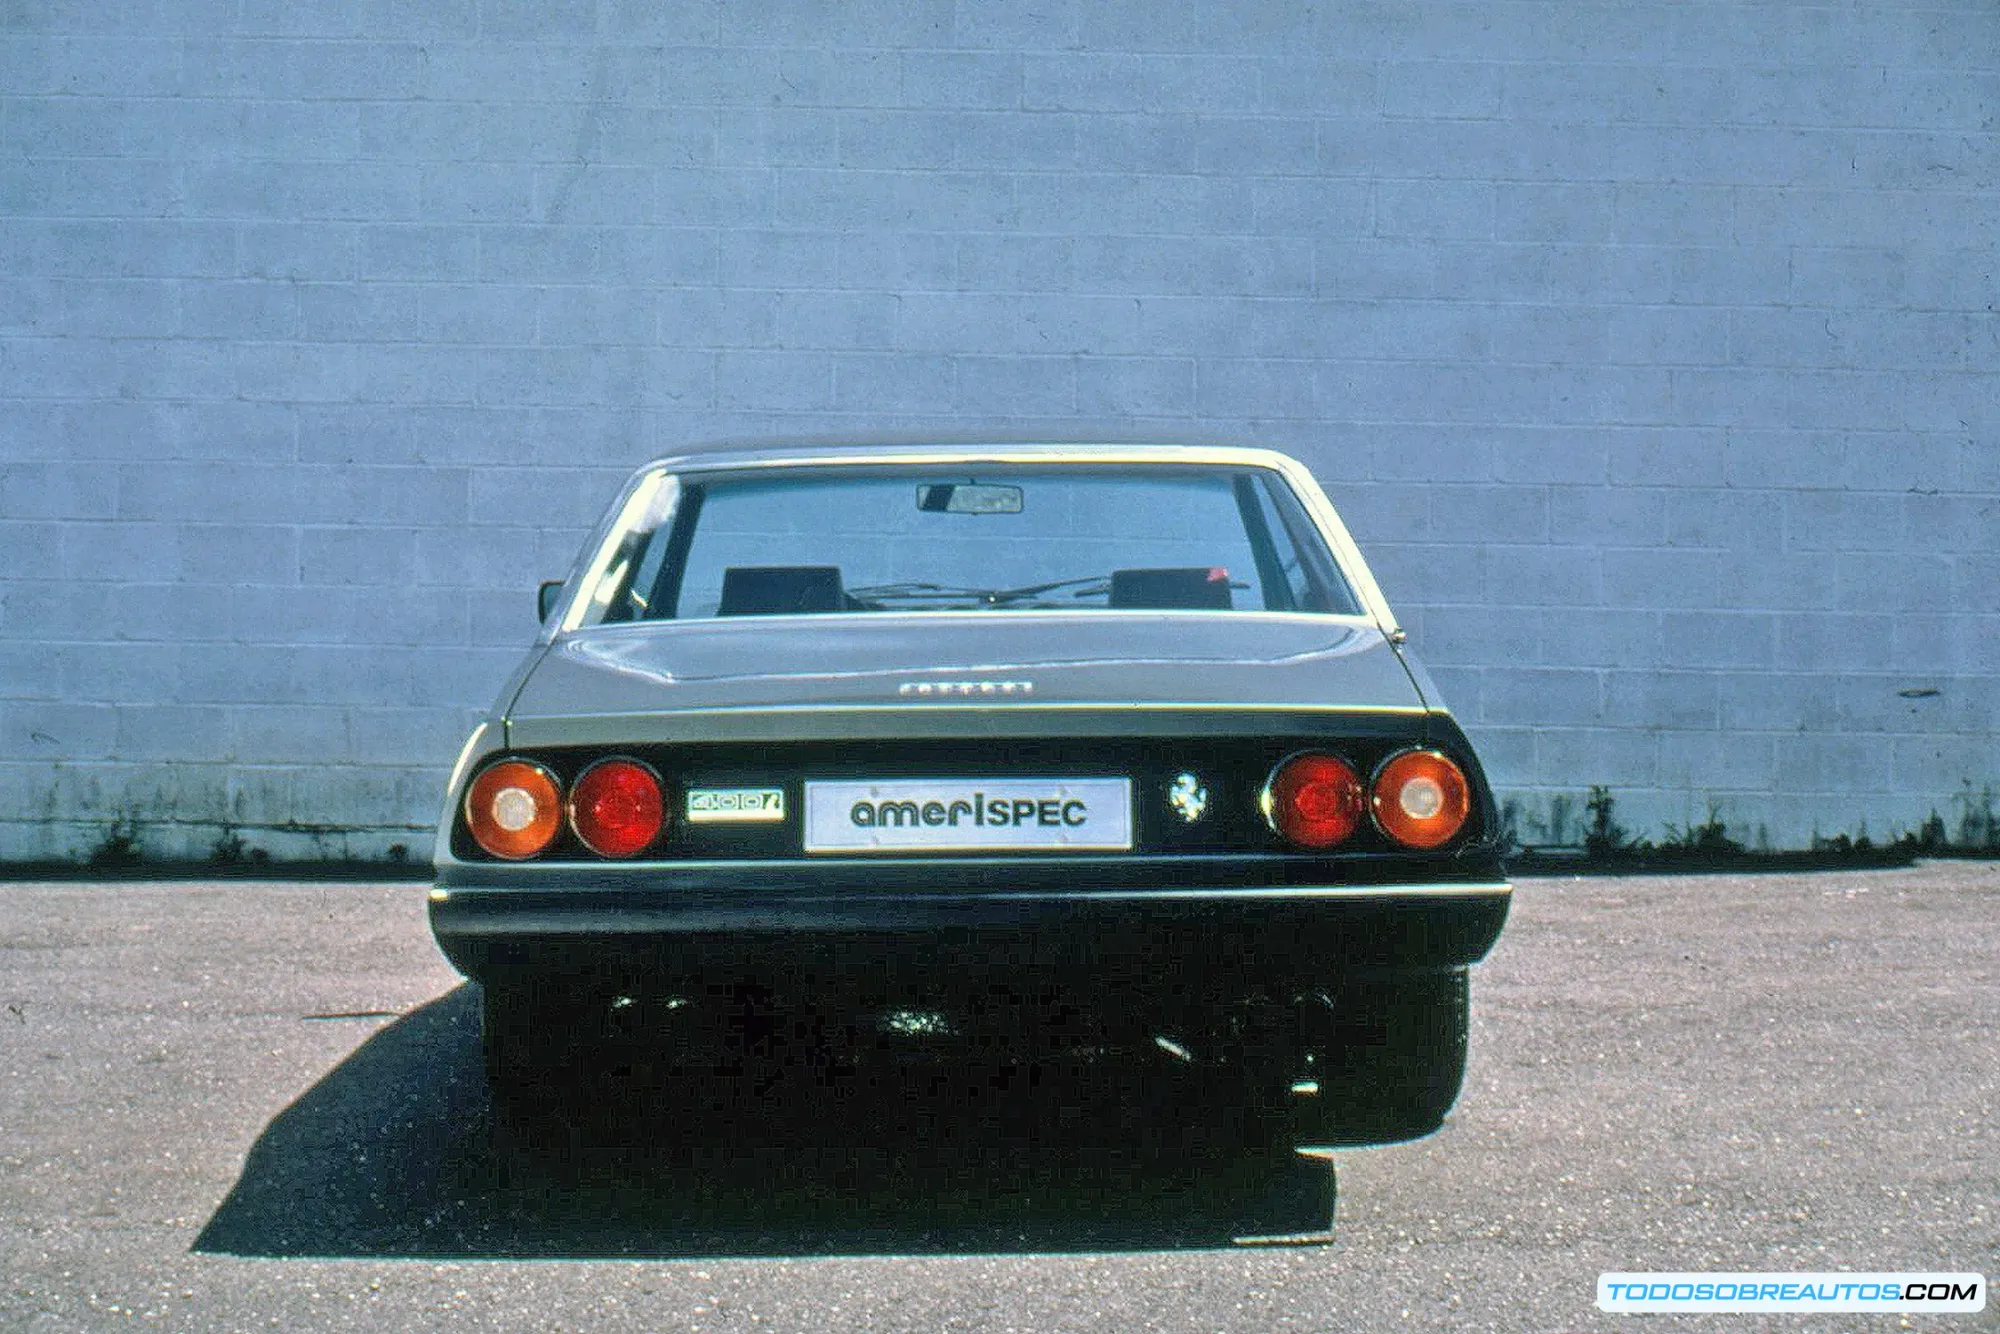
636,441,1307,474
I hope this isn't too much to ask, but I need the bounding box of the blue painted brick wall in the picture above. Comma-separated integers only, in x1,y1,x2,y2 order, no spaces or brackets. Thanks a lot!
3,0,1997,860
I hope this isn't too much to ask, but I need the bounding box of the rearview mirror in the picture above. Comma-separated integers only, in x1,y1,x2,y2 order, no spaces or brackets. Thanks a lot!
537,580,564,622
916,482,1023,515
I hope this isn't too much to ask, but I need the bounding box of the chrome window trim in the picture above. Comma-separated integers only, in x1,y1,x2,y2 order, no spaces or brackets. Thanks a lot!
544,444,1407,640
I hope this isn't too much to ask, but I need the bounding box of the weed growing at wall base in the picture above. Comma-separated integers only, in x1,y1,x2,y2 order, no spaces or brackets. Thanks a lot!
1953,783,1998,850
1502,784,2000,874
86,816,144,869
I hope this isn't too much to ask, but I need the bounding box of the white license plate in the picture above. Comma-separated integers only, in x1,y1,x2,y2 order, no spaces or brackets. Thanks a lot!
803,778,1132,854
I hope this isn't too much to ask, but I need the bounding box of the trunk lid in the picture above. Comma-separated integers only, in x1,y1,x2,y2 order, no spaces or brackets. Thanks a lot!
505,613,1426,744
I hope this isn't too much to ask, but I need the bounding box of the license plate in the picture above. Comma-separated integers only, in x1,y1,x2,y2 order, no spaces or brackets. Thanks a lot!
803,778,1132,854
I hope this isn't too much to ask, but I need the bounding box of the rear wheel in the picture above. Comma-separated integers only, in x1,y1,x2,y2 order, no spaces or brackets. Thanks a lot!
481,979,585,1094
1284,970,1470,1148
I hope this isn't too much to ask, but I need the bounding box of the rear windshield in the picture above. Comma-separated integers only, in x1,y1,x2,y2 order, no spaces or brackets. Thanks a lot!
582,465,1362,623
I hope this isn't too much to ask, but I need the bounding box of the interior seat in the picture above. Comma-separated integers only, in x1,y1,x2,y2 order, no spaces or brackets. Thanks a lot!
716,566,846,616
1107,567,1235,610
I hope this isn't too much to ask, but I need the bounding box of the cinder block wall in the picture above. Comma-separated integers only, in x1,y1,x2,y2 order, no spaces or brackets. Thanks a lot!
3,1,1996,861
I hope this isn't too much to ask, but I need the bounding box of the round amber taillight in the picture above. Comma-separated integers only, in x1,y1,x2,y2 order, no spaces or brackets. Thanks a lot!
1371,749,1472,850
567,757,666,858
1261,752,1366,849
464,759,563,860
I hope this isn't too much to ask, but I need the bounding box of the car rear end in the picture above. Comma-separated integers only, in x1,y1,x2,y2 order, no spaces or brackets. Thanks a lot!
427,446,1511,1147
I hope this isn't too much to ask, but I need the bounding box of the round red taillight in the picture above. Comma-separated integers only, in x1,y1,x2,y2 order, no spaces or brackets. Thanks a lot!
1371,749,1472,849
464,759,563,860
1261,752,1366,849
567,757,666,858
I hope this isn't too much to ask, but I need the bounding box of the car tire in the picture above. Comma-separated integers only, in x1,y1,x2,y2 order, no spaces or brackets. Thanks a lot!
1287,970,1470,1148
1227,1149,1338,1241
481,978,581,1094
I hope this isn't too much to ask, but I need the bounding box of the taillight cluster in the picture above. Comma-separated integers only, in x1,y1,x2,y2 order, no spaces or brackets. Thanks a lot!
463,756,668,860
1261,748,1471,851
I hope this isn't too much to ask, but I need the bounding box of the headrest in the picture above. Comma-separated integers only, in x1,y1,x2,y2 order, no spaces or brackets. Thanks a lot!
716,566,845,616
1108,567,1234,610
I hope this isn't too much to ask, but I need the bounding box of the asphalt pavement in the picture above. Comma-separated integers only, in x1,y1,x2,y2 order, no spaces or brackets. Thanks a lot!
0,864,1994,1333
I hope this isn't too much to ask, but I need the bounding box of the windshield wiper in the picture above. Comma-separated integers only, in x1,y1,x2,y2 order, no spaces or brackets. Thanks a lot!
845,581,995,605
979,574,1111,605
845,576,1113,608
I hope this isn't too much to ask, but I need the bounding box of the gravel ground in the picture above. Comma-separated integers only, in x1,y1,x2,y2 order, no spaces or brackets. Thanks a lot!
0,864,1993,1333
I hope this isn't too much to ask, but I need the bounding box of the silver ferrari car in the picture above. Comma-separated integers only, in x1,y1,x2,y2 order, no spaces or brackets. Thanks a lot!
428,443,1510,1151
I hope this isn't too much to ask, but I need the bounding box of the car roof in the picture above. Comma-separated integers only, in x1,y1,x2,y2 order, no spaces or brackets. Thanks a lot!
638,441,1311,476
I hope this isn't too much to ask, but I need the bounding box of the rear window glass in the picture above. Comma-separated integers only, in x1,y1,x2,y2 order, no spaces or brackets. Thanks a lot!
586,465,1362,623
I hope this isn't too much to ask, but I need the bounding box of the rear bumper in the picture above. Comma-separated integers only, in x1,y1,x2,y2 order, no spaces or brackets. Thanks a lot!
428,861,1510,987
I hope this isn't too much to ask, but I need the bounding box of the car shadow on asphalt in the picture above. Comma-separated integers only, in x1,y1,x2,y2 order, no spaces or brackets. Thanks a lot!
193,985,1333,1259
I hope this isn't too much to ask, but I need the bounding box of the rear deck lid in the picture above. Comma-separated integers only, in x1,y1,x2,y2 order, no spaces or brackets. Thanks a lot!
505,612,1428,745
